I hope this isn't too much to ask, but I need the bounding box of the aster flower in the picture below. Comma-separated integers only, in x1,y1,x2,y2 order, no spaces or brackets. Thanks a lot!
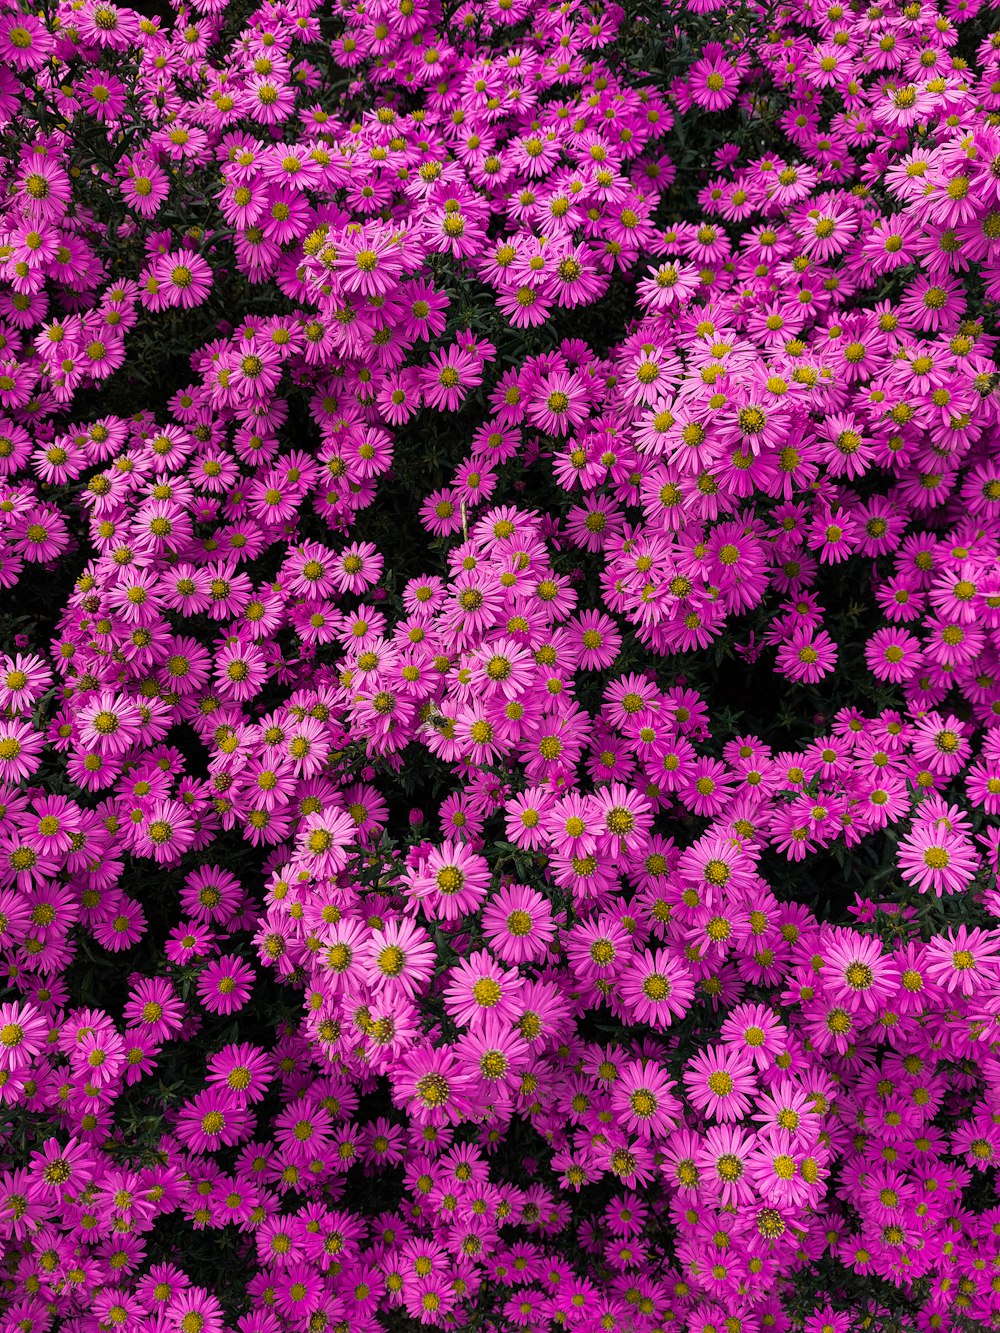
683,1045,757,1122
0,716,43,782
393,1044,473,1127
619,948,695,1025
565,915,633,983
898,820,980,896
29,1136,95,1199
196,956,255,1014
150,251,214,310
120,152,170,218
822,931,901,1014
718,1003,785,1069
364,917,437,1000
775,626,838,684
924,926,1000,997
481,884,556,964
455,1014,529,1099
0,1001,47,1072
295,808,356,878
407,841,492,921
443,950,524,1028
0,652,51,711
122,978,185,1041
611,1059,679,1139
696,1122,757,1206
422,346,484,413
749,1130,828,1208
77,691,142,757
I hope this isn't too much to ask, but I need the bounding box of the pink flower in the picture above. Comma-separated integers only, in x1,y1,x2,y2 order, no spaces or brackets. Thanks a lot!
196,956,255,1014
898,820,980,896
0,716,43,782
683,1045,758,1122
364,918,436,1000
822,929,900,1013
392,1043,473,1127
421,346,484,413
775,626,838,684
611,1059,679,1139
406,841,491,921
619,948,695,1026
481,884,555,964
0,1000,47,1071
148,251,213,310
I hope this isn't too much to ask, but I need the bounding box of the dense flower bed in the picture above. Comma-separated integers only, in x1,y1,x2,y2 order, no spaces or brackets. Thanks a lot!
2,0,1000,1328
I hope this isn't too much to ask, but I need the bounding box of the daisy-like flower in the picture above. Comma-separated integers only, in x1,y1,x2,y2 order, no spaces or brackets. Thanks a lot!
0,1000,47,1072
775,626,838,684
196,956,255,1015
481,884,556,964
822,930,901,1013
455,1014,529,1098
150,250,214,310
364,918,437,1000
122,978,185,1042
747,1129,827,1207
77,691,142,757
331,222,409,299
442,949,524,1028
897,820,980,896
214,639,268,702
619,947,695,1026
864,628,923,685
696,1123,757,1206
406,840,492,921
29,1136,95,1199
682,1045,758,1122
590,782,653,853
689,54,739,110
331,541,383,594
295,808,356,878
570,610,623,670
421,345,484,413
718,1003,785,1069
0,652,51,712
751,1079,818,1139
0,716,43,782
469,638,535,700
176,1091,254,1154
565,915,633,982
923,926,1000,997
546,792,598,861
611,1059,679,1139
392,1043,473,1127
119,152,170,218
131,799,196,866
910,712,969,776
504,786,556,851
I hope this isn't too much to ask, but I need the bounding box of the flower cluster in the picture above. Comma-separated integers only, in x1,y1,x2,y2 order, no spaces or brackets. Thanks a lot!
0,0,999,1328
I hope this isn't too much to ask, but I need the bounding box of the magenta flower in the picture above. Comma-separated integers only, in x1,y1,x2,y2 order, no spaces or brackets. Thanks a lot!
0,1000,47,1072
392,1044,473,1127
406,841,491,921
683,1045,758,1122
611,1059,680,1139
364,917,436,1000
619,948,695,1026
898,821,980,896
0,716,43,782
775,626,838,684
481,884,555,964
196,956,255,1014
150,251,214,310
